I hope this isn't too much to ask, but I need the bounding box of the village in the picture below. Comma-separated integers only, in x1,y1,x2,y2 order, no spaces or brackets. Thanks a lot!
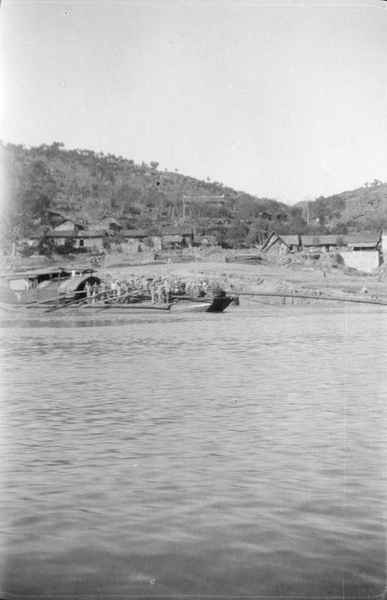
2,205,387,314
11,208,387,274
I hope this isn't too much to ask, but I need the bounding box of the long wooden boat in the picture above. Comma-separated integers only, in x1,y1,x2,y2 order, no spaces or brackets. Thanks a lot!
0,273,235,314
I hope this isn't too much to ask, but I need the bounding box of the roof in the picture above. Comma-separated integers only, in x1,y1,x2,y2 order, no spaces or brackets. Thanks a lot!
45,230,107,238
301,235,343,247
261,232,300,251
78,230,108,238
279,235,300,246
3,267,64,281
347,241,379,249
59,265,95,273
46,230,78,238
162,227,193,236
302,232,381,247
346,231,381,244
58,274,101,293
53,218,86,229
120,229,147,238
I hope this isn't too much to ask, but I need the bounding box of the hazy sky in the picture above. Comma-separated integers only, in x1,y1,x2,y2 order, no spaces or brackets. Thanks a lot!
1,0,386,204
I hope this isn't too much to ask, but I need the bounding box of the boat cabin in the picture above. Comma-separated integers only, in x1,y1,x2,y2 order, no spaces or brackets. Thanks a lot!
0,267,97,305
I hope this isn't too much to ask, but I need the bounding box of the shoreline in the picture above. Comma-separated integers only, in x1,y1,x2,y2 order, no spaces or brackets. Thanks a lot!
2,249,387,305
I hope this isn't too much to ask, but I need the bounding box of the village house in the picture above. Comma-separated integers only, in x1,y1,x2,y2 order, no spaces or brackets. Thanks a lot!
45,229,107,251
119,229,158,252
261,232,301,254
161,227,194,250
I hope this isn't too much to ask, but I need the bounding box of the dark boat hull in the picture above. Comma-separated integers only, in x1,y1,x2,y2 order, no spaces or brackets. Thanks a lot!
0,292,234,315
80,296,234,313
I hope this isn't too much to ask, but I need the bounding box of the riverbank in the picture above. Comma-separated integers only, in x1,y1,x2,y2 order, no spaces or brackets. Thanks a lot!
2,248,387,304
96,251,387,303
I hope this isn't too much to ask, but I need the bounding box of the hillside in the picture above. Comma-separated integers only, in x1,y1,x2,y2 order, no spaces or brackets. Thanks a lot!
1,141,385,253
0,141,290,249
296,181,387,233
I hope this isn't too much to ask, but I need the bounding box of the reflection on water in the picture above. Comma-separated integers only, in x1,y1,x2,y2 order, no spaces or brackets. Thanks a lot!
0,304,386,598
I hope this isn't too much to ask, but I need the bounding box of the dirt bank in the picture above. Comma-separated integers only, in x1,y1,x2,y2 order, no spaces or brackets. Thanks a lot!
96,251,387,302
3,249,387,302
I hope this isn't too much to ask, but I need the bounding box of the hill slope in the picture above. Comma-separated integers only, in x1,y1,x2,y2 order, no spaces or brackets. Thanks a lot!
0,141,290,246
296,182,387,232
1,141,385,252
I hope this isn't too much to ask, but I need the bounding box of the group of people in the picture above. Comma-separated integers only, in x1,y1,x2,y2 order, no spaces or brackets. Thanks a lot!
84,275,214,305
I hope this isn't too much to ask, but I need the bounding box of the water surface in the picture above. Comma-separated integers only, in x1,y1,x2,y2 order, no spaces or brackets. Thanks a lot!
0,304,386,598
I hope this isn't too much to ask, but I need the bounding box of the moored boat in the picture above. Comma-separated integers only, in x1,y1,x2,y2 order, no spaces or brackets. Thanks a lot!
0,268,235,315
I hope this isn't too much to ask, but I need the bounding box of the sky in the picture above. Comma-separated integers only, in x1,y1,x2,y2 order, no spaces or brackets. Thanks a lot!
0,0,386,204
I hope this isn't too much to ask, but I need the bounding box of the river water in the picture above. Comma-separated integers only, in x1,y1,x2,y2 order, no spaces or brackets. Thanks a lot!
0,303,386,599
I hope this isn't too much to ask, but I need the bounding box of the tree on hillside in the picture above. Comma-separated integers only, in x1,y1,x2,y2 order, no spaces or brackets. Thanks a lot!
224,220,249,248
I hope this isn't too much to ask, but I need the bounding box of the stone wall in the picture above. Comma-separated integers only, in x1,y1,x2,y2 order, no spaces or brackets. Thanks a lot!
339,250,380,273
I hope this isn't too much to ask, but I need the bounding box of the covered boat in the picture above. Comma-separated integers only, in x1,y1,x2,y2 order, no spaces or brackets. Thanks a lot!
58,274,101,301
0,267,98,308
